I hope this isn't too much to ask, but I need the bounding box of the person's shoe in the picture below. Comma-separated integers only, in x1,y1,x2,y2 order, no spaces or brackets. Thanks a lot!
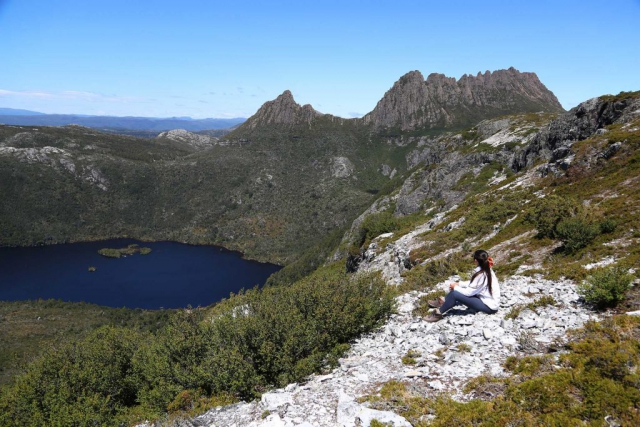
428,296,444,308
424,311,443,322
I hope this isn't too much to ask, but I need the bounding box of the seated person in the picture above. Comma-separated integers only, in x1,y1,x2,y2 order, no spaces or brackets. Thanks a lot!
424,249,500,322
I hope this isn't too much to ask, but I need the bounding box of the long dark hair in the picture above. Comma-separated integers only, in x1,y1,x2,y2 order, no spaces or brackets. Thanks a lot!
470,249,492,295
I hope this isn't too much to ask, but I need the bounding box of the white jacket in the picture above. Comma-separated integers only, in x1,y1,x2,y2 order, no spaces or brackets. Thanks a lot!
455,267,500,311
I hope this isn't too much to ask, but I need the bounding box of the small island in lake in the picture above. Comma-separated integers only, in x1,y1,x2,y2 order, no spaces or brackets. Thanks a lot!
97,244,152,258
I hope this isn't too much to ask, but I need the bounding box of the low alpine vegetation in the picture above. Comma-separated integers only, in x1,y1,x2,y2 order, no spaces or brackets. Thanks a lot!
0,264,393,426
361,315,640,426
578,265,633,309
402,349,421,365
505,295,557,320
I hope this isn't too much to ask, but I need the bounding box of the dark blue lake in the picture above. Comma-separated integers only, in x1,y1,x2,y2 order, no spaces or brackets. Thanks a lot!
0,239,281,309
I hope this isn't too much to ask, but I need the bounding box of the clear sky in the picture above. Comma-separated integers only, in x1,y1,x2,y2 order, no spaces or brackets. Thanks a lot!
1,0,639,119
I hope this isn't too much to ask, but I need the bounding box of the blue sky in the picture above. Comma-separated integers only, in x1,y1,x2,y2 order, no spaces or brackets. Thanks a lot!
1,0,639,119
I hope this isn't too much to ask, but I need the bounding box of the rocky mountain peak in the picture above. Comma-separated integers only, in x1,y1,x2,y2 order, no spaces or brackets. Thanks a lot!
399,70,425,84
242,90,322,129
362,67,564,131
232,68,563,137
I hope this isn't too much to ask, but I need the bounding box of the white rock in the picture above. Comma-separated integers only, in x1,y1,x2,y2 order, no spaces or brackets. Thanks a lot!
337,392,411,427
315,374,333,382
261,392,293,411
501,336,517,346
397,301,414,313
428,380,445,390
255,413,286,427
331,157,355,178
284,383,298,392
521,320,537,329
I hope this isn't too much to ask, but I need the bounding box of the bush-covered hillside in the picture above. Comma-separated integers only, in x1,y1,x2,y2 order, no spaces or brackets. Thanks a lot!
0,265,392,426
0,120,407,264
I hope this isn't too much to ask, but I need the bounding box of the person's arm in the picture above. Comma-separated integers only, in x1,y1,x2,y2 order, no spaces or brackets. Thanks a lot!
451,274,485,296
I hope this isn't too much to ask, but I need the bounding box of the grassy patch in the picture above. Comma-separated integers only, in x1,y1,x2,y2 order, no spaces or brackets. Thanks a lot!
600,90,640,103
453,162,513,195
401,254,468,293
402,349,421,365
504,295,558,320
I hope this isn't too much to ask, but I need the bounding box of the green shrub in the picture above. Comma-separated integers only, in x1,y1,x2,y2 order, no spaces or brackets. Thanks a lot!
0,326,144,426
167,389,197,413
359,212,399,244
525,195,579,239
599,219,617,234
578,266,633,308
556,217,600,253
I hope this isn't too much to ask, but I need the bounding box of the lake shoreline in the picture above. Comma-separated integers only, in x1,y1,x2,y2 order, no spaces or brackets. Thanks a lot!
0,239,282,310
0,235,284,267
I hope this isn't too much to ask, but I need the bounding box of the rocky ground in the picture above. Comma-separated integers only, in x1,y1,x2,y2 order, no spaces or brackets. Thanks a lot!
155,274,603,427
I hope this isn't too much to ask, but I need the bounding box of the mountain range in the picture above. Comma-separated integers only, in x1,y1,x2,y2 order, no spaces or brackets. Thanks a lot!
0,67,566,264
0,110,245,133
234,67,563,134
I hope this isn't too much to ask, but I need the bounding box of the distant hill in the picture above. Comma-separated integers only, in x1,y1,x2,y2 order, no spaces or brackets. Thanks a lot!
0,112,245,132
0,107,46,116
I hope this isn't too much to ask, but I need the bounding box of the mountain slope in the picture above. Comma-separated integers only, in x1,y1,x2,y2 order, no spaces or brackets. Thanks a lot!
171,90,640,427
0,120,395,263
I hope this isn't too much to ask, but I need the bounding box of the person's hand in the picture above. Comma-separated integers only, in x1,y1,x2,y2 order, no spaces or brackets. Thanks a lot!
449,282,458,291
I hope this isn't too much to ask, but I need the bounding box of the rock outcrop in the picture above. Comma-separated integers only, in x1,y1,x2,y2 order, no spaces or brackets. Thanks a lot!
242,90,322,129
511,94,640,172
157,129,217,150
330,157,355,178
361,67,564,131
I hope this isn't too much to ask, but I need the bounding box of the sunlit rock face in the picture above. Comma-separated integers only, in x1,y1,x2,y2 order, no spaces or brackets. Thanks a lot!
362,67,564,131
